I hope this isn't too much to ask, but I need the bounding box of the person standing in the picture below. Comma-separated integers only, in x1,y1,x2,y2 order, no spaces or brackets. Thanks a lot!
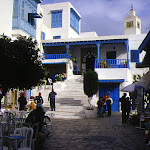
119,93,127,123
34,93,44,107
97,97,104,117
126,97,131,121
106,95,113,117
48,89,57,111
102,93,107,113
18,92,27,111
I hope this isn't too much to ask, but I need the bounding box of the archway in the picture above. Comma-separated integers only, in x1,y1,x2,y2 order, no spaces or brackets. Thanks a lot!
82,51,97,72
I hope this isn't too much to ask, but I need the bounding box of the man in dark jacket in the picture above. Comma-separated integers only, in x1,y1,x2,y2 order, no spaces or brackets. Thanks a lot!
106,95,113,117
119,93,127,123
18,92,27,111
97,97,104,117
48,89,57,111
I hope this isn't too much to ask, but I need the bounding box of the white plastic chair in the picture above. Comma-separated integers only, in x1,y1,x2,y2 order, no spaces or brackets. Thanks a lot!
16,110,27,118
14,127,34,150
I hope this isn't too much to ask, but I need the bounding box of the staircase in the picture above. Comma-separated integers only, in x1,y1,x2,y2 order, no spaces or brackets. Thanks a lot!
31,75,88,119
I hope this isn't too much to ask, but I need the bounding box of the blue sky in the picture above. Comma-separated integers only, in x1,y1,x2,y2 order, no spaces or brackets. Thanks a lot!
41,0,150,36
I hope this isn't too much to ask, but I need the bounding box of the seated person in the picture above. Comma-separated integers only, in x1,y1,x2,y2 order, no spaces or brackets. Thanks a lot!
25,106,50,149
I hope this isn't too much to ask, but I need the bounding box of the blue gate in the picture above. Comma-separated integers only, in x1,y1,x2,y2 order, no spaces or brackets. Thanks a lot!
99,83,120,111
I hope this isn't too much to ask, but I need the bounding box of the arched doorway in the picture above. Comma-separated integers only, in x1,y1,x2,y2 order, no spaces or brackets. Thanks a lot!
82,51,97,72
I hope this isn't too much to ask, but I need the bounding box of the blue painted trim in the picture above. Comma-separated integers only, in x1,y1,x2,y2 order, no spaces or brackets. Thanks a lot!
65,44,70,54
42,39,128,47
96,43,100,61
99,79,124,83
125,40,129,69
42,62,66,64
138,30,150,52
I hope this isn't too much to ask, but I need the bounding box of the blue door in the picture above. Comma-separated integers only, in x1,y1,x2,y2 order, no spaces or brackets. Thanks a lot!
99,83,120,111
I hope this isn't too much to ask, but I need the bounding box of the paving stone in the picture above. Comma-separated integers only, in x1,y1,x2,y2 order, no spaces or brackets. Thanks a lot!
43,112,147,150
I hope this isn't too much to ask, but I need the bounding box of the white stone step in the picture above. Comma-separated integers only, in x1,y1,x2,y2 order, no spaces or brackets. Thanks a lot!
32,75,88,119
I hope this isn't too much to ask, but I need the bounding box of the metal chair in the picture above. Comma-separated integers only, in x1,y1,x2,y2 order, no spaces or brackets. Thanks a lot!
43,115,52,135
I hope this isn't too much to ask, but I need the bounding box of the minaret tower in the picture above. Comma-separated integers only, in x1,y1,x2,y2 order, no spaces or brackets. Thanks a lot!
124,4,141,35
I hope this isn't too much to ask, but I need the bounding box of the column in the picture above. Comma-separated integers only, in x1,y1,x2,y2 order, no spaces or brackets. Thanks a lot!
125,41,129,68
65,44,70,55
65,44,70,79
96,43,100,63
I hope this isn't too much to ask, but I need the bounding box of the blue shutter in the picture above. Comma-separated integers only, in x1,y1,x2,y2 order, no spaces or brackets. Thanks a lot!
51,11,62,28
131,50,139,62
70,8,80,34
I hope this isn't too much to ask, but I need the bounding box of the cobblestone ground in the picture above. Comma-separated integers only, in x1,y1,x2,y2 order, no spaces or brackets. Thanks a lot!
44,112,147,150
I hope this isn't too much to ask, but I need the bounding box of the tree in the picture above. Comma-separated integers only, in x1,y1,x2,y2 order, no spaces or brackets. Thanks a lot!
83,71,99,109
0,35,45,96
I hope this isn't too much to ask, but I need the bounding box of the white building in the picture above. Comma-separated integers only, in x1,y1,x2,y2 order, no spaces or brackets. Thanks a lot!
0,0,42,41
0,0,42,106
0,1,148,111
40,2,148,111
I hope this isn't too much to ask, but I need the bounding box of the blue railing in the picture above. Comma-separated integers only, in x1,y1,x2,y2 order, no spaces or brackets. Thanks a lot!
95,59,128,68
44,54,70,59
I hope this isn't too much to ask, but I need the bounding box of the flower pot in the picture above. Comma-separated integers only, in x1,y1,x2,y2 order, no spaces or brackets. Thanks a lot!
85,108,97,118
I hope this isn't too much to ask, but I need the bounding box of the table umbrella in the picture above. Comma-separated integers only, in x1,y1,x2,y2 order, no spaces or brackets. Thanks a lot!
121,81,147,92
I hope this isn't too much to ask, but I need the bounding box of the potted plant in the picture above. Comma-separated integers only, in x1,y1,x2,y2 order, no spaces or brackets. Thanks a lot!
83,71,99,118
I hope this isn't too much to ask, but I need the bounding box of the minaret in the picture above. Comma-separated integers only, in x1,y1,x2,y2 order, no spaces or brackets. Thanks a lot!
124,5,141,35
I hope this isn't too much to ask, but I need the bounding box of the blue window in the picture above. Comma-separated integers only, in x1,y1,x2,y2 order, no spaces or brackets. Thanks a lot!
41,32,45,40
70,8,80,34
51,11,62,28
131,50,139,62
53,36,61,39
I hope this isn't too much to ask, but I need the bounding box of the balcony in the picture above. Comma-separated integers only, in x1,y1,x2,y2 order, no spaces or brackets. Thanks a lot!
95,59,128,68
12,17,36,38
44,54,71,59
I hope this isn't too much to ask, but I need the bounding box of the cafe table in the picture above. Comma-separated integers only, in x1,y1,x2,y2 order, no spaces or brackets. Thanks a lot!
1,135,26,150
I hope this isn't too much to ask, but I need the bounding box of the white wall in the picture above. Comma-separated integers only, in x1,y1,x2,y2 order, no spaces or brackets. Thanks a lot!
80,32,98,38
100,43,127,59
95,68,130,82
128,34,147,77
0,0,13,37
41,2,80,40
